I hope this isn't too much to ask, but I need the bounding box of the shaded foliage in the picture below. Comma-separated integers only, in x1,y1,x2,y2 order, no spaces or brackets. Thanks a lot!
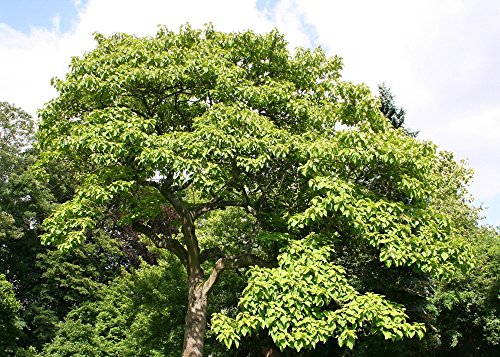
43,257,187,356
0,273,23,356
0,101,157,353
431,227,500,356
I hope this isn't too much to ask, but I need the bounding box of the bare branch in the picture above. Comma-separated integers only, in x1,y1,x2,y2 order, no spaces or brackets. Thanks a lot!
203,254,275,295
161,190,204,278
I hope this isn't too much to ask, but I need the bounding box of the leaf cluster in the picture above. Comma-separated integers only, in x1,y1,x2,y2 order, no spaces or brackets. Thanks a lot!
212,238,425,351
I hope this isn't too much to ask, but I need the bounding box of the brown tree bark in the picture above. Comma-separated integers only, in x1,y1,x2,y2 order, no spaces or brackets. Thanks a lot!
161,189,273,356
182,274,209,357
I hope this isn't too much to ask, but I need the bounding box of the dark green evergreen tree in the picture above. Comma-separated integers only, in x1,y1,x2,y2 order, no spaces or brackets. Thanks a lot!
378,83,417,137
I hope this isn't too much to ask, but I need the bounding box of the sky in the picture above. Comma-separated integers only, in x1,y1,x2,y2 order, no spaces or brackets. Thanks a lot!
0,0,499,226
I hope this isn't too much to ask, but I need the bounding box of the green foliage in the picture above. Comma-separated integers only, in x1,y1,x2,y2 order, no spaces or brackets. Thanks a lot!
34,25,368,251
431,227,500,355
198,208,278,356
34,25,475,354
0,101,52,352
20,233,127,346
43,258,187,357
377,83,417,136
0,101,47,243
0,97,164,353
432,152,479,236
414,151,500,355
37,234,123,306
0,101,34,180
0,100,135,351
212,238,425,351
0,273,24,356
286,122,474,278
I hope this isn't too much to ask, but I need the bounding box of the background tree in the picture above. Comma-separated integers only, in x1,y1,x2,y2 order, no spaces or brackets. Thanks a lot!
0,101,153,354
43,257,187,357
378,83,417,137
0,101,51,352
20,233,133,349
427,152,500,356
36,25,472,356
0,273,23,356
432,226,500,356
0,101,43,253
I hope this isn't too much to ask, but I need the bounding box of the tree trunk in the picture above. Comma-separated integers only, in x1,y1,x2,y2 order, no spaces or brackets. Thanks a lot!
182,275,208,357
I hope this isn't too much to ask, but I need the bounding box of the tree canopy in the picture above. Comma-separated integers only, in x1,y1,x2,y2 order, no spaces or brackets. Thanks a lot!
34,25,474,356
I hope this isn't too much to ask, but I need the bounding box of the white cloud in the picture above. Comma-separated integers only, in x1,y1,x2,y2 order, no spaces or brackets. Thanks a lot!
74,0,266,37
0,23,73,115
294,0,500,210
0,0,309,116
432,108,500,197
266,0,316,48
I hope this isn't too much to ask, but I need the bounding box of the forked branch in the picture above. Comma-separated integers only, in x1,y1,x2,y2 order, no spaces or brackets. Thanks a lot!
203,254,275,295
132,222,189,266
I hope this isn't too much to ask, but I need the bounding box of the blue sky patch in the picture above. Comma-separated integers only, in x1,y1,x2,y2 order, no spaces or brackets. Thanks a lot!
256,0,279,16
0,0,86,33
256,0,318,48
480,194,500,228
299,14,318,48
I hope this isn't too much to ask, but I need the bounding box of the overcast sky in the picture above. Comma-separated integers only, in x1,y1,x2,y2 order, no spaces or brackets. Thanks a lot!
1,0,499,226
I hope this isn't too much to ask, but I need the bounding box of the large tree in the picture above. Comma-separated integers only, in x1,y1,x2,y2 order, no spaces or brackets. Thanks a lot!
0,101,39,244
0,101,49,353
36,25,472,356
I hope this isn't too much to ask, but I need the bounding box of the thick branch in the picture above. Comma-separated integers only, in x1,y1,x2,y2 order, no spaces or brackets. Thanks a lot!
199,247,225,264
163,190,191,218
132,222,188,266
193,198,248,219
161,190,204,278
203,254,275,295
172,177,194,192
